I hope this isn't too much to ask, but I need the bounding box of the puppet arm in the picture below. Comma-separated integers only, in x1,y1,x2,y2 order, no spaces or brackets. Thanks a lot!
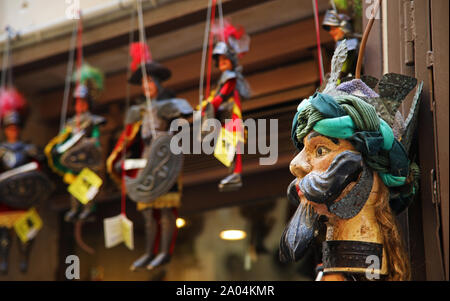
210,79,236,112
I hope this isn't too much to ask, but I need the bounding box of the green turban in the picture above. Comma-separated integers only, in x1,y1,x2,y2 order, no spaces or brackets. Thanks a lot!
291,92,418,214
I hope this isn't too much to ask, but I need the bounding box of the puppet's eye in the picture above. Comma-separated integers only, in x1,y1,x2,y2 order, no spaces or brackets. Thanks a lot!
316,146,331,157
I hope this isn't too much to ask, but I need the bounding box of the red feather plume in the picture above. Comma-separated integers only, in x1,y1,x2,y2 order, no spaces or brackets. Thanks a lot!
0,87,27,118
129,42,152,72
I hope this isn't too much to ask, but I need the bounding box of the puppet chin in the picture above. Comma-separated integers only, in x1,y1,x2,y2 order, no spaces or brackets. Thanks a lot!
279,200,319,262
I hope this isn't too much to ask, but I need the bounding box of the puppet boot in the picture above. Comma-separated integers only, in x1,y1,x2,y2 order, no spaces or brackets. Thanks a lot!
218,173,242,192
0,227,11,274
200,102,215,139
147,208,176,270
18,238,34,273
78,201,95,221
64,197,80,222
130,208,157,271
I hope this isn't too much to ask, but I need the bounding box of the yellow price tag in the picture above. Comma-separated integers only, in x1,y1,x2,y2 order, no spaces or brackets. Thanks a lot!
14,208,43,243
214,128,239,167
68,168,103,205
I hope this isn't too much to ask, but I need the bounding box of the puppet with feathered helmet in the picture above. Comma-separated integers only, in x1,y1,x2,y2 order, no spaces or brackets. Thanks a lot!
106,42,193,271
199,20,252,192
0,87,53,274
45,63,106,222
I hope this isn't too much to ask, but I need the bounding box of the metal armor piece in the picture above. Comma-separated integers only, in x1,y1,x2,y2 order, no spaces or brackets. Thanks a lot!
213,42,238,68
126,132,183,203
322,10,353,34
0,170,53,209
155,98,194,121
60,138,102,173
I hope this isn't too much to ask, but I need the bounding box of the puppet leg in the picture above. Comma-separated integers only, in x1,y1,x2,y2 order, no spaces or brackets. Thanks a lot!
78,201,95,220
130,208,157,271
0,227,11,274
64,196,80,222
218,145,243,192
18,238,34,273
147,208,177,270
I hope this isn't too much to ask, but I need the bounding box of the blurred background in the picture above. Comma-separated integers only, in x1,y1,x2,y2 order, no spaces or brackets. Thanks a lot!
0,0,447,281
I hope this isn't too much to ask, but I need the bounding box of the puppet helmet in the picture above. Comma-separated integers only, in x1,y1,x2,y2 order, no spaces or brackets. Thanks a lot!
322,9,353,35
212,41,238,69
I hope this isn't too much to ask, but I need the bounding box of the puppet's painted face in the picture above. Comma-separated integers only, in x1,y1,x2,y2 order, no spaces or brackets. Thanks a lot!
328,26,345,42
75,98,89,114
142,77,159,99
4,124,20,143
218,55,233,72
289,131,359,217
280,131,369,262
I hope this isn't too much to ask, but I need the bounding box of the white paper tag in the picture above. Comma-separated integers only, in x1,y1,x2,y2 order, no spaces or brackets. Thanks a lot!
121,215,134,250
123,159,148,170
86,186,99,201
103,214,134,250
104,215,123,249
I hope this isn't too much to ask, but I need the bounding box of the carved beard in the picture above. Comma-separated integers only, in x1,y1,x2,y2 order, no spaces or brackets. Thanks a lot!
280,151,373,262
279,196,319,262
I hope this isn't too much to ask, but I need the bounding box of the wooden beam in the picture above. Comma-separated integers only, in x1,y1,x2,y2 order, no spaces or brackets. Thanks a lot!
36,16,331,120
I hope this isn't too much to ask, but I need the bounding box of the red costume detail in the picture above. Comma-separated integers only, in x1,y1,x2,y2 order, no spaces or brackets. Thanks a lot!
129,42,151,72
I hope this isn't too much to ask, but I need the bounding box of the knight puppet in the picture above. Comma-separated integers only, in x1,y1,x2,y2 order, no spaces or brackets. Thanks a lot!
199,21,251,192
280,42,421,281
0,87,53,274
322,5,360,79
45,63,105,222
106,42,193,271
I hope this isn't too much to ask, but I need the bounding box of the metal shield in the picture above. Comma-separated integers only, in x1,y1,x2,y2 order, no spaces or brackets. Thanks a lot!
60,138,102,173
125,132,183,203
0,170,54,209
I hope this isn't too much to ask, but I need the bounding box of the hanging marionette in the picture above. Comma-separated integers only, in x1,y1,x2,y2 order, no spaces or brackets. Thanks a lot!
280,0,422,281
106,42,193,271
0,87,53,274
199,20,251,192
45,63,106,222
322,0,362,79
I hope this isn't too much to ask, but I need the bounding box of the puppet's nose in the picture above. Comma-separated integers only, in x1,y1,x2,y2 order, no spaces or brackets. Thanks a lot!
289,150,311,179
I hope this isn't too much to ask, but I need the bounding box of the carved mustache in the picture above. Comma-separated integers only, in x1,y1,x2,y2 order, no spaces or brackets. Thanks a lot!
299,151,363,210
279,199,319,262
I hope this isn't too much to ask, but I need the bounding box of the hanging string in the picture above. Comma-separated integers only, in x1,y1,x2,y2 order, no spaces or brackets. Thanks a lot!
205,0,217,99
355,0,382,79
75,11,83,131
198,0,213,107
120,6,137,217
59,22,78,133
137,0,157,138
329,0,337,11
217,0,225,42
312,0,325,85
0,27,13,89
